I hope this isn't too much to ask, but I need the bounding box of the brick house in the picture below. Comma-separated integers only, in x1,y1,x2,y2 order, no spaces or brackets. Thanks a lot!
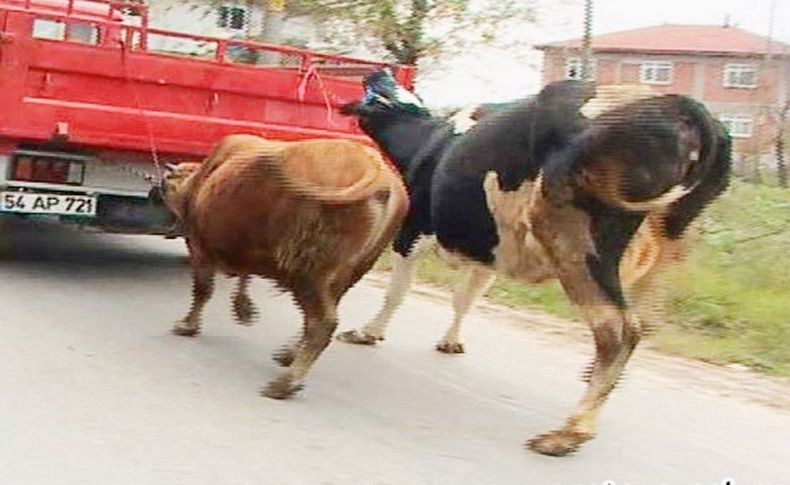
537,24,790,170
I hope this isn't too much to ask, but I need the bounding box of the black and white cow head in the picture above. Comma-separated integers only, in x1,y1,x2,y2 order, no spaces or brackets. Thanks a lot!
340,69,430,123
340,70,444,173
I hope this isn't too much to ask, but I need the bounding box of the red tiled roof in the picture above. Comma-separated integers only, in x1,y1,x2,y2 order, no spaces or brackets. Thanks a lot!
537,24,790,57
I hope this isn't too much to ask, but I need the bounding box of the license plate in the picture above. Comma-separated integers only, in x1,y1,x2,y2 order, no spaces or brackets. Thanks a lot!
0,192,97,217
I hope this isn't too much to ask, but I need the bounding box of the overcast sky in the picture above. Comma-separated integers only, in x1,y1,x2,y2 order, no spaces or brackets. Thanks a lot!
418,0,790,107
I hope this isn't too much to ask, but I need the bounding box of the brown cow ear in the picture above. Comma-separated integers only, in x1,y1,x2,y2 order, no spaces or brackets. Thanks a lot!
164,163,178,173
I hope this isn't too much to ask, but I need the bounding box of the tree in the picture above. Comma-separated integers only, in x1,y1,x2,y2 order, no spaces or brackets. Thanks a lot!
185,0,536,66
297,0,536,65
291,0,533,64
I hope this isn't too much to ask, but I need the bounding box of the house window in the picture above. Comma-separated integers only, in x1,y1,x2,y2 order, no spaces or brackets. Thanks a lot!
723,64,758,89
32,18,99,45
67,23,100,44
720,115,754,138
217,5,248,31
565,57,597,80
32,19,66,40
640,61,673,84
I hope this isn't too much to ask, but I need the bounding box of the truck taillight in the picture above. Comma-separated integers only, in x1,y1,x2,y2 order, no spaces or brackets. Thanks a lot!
14,156,33,180
13,156,84,185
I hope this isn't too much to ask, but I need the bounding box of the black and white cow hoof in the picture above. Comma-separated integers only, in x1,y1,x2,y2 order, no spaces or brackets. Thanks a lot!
435,341,465,354
336,329,383,346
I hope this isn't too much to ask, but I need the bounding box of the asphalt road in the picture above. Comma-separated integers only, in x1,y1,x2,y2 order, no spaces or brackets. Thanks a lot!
0,219,788,485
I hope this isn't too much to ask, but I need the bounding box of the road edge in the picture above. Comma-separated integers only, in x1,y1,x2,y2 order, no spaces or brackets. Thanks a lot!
362,271,790,414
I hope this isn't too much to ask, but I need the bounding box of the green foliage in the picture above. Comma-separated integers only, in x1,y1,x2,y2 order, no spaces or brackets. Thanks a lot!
657,180,790,375
487,279,576,320
374,252,576,319
290,0,536,65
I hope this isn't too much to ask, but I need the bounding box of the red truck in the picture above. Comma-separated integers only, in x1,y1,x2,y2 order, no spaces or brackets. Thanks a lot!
0,0,414,234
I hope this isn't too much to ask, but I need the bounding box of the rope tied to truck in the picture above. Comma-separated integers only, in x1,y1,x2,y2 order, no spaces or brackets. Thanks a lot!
297,62,336,127
119,36,164,185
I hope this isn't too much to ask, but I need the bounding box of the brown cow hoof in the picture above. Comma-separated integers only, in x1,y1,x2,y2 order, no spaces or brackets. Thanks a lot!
172,323,200,337
261,378,304,400
435,341,465,354
526,430,593,457
336,330,382,345
272,347,296,367
232,298,258,326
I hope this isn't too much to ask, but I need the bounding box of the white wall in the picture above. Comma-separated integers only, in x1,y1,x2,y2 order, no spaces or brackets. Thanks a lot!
140,1,316,56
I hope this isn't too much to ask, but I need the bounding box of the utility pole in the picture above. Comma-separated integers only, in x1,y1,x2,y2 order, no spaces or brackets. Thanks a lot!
260,0,286,64
762,0,788,187
581,0,593,81
765,0,789,187
778,100,788,187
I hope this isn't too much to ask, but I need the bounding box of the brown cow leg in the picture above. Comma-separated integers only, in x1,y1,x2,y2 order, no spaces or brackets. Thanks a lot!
272,330,303,368
172,266,216,337
262,281,338,399
232,275,258,326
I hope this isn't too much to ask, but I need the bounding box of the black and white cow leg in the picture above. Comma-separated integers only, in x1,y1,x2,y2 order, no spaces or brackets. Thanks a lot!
436,266,496,354
337,237,432,346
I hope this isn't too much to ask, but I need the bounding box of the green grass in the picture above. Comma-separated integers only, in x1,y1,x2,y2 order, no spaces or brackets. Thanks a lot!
375,253,576,319
375,180,790,377
655,180,790,376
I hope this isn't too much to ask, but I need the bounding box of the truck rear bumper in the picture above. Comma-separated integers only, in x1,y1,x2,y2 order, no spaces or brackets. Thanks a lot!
0,184,174,235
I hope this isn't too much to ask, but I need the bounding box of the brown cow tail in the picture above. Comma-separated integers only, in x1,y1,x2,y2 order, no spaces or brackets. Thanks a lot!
253,144,390,204
342,175,410,290
662,99,732,239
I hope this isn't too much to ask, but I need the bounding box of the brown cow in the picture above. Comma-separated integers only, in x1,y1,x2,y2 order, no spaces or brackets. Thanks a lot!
159,134,408,399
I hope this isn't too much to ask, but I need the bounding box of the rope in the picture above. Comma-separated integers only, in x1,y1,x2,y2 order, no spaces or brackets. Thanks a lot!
297,62,335,126
120,36,163,184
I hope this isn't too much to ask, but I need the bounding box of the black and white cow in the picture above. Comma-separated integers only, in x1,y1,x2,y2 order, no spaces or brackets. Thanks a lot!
336,78,606,354
340,71,732,456
336,72,537,353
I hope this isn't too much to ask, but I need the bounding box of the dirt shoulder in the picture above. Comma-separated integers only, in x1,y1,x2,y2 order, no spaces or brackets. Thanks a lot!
364,272,790,414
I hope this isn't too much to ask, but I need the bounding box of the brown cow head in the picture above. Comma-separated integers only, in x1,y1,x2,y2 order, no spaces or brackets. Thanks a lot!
157,162,201,220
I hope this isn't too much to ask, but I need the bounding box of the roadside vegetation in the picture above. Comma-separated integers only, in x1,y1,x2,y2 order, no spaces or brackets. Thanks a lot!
375,179,790,377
